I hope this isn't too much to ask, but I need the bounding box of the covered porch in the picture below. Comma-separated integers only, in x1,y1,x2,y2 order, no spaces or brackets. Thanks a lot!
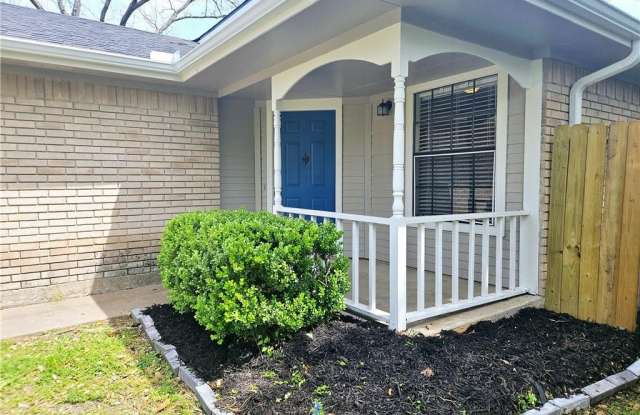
218,20,543,331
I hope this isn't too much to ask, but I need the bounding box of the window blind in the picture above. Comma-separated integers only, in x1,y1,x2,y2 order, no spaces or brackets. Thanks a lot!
413,75,497,216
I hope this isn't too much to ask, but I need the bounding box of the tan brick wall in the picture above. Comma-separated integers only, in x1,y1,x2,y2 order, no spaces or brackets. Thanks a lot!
539,59,640,295
0,68,219,308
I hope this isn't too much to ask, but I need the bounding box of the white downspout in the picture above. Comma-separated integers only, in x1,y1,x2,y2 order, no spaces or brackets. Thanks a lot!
569,39,640,125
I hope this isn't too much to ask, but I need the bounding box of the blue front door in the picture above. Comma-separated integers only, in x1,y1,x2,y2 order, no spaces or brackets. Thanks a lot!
281,110,335,211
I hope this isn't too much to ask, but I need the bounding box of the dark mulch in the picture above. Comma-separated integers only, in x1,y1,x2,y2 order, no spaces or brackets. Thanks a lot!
145,305,640,415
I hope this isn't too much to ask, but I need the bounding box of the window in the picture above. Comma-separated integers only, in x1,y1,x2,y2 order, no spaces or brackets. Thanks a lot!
413,75,497,216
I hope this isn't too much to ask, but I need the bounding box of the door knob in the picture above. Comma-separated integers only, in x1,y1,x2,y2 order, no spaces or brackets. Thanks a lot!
302,152,310,165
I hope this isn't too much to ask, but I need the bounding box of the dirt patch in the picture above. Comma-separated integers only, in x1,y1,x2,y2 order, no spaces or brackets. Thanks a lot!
145,305,639,415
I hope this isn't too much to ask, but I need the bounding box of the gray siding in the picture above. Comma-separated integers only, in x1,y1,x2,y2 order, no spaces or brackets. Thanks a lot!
219,98,256,210
506,77,525,210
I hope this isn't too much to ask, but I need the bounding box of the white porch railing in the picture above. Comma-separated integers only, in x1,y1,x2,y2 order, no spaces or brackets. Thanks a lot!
275,206,392,324
400,211,528,325
274,206,528,331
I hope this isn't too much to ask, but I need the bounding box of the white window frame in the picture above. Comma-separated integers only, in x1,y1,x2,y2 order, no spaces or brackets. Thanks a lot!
404,66,508,223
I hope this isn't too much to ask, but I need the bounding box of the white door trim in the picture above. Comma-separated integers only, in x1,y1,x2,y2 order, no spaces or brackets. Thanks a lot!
263,98,343,213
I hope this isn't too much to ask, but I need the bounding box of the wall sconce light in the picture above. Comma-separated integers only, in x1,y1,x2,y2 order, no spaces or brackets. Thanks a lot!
376,99,393,116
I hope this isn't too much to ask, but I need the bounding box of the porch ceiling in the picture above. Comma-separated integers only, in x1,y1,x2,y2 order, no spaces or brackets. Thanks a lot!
397,0,636,77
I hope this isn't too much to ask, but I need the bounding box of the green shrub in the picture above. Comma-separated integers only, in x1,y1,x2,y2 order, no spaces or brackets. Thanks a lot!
158,209,350,347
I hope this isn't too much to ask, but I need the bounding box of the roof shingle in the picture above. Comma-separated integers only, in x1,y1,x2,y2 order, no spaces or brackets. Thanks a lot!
0,3,197,59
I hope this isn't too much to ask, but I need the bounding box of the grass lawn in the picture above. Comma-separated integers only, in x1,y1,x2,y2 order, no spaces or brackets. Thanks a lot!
1,314,638,415
0,316,201,415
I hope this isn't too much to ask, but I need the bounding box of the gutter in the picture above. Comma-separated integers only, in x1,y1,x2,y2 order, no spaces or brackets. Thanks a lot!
569,39,640,124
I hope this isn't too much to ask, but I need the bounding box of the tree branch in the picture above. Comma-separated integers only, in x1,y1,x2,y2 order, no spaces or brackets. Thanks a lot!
165,13,226,26
71,0,81,16
156,0,196,33
120,0,151,26
28,0,43,9
57,0,68,15
99,0,111,22
156,0,236,33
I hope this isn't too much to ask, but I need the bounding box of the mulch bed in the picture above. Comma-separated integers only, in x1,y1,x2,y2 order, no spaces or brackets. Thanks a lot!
144,305,639,414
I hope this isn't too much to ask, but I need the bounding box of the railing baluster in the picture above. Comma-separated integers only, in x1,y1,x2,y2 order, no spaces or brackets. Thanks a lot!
336,219,343,244
323,217,329,224
451,221,459,304
509,216,517,290
435,222,443,308
310,215,316,222
496,217,504,294
481,219,490,297
368,224,376,311
351,221,359,304
416,224,425,310
468,220,475,300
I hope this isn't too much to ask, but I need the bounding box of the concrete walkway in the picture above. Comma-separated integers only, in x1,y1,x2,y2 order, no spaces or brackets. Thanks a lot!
0,282,542,340
0,284,167,339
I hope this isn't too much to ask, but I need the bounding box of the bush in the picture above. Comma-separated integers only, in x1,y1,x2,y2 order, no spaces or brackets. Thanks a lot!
158,209,350,347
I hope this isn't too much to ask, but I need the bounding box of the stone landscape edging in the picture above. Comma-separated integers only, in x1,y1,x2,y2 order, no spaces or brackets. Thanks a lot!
132,307,638,415
131,308,231,415
522,359,640,415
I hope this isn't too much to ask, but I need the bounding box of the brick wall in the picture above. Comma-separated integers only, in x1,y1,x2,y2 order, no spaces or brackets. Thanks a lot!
539,59,640,295
0,68,219,308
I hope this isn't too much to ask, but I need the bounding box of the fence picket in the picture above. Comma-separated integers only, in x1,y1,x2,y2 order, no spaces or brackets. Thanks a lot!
597,123,629,325
578,124,606,321
560,124,589,316
615,122,640,331
546,126,571,312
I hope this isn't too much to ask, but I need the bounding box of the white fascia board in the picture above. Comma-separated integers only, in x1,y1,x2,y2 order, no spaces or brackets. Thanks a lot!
0,36,181,82
175,0,320,80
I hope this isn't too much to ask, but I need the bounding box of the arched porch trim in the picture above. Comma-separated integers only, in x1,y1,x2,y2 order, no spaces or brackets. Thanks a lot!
400,23,534,88
271,23,402,104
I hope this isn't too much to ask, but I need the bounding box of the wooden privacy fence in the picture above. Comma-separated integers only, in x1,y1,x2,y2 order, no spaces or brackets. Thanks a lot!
545,122,640,331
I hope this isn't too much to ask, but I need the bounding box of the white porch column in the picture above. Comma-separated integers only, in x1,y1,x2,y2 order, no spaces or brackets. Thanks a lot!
389,74,407,331
520,59,543,295
391,75,406,217
272,108,282,212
